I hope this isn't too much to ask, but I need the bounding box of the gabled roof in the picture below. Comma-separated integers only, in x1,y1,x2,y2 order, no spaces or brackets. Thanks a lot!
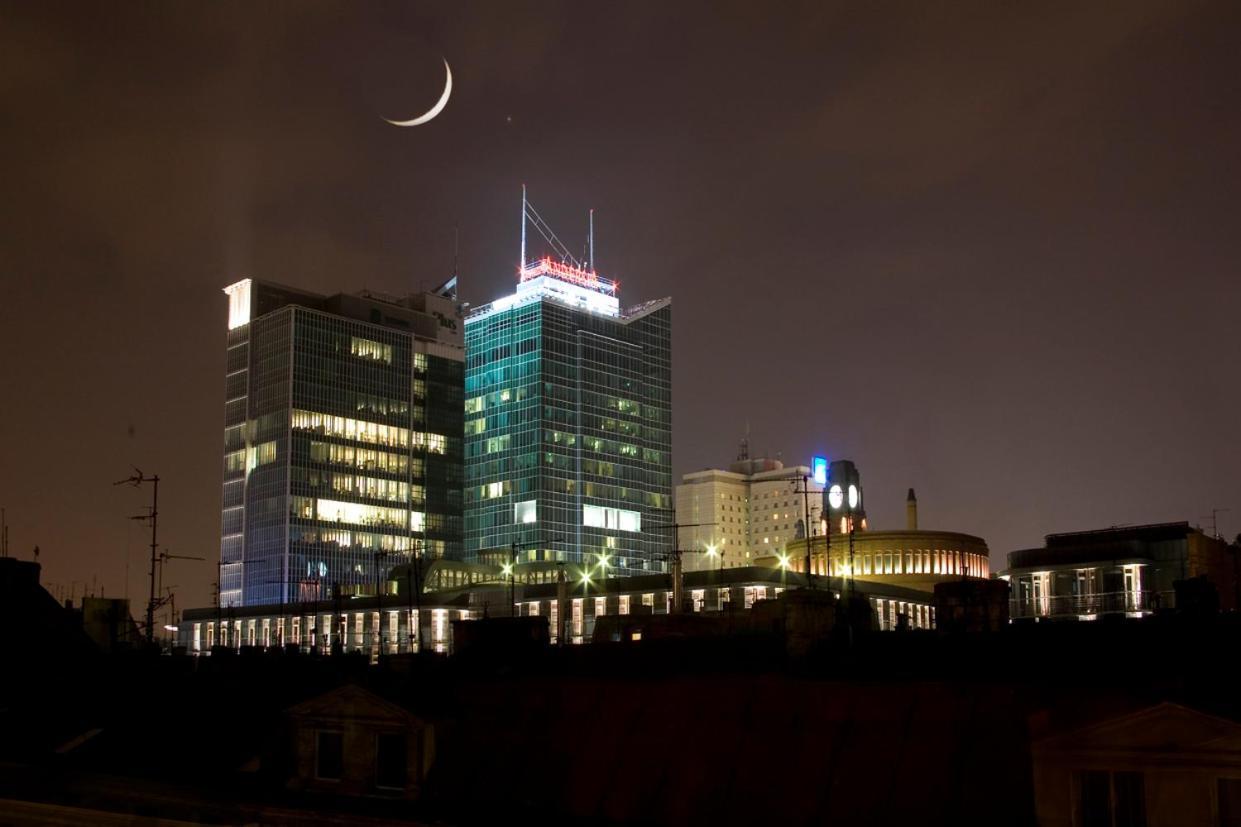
1035,701,1241,758
285,683,426,727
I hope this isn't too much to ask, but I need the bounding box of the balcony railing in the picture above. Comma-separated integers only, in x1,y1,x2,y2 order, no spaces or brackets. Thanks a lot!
1010,590,1170,620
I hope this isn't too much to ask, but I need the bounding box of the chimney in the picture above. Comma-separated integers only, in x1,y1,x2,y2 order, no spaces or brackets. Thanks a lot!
906,488,918,531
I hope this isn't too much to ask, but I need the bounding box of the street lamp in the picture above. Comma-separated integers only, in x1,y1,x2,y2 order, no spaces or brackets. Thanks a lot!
705,542,722,573
508,533,569,617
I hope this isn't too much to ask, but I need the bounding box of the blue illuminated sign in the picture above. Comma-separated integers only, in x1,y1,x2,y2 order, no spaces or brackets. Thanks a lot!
812,456,828,486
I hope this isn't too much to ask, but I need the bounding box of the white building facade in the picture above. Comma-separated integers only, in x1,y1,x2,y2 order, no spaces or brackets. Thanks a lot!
675,457,825,572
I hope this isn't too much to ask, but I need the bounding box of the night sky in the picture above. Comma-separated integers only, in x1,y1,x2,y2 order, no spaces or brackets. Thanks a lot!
2,1,1239,611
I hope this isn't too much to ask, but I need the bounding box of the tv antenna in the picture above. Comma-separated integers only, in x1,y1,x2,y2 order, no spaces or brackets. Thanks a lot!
1203,508,1231,540
520,186,586,270
114,468,160,646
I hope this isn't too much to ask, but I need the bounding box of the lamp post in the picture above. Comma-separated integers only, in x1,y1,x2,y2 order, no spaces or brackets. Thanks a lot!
508,534,568,617
505,543,518,617
646,517,717,614
406,539,422,653
374,550,388,657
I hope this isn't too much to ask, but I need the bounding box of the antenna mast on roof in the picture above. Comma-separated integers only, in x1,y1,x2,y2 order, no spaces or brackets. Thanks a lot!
589,209,595,271
521,187,583,269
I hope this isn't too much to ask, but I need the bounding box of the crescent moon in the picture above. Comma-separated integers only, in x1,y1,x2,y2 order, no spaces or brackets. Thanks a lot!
383,58,452,127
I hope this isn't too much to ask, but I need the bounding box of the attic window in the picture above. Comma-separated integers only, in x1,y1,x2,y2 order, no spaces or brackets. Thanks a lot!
315,731,344,781
375,733,407,789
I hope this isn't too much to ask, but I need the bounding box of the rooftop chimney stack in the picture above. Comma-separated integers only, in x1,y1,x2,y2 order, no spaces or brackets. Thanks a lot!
907,488,918,531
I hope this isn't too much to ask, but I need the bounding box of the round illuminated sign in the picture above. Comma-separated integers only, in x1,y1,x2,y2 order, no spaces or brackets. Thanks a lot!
828,484,844,509
848,484,859,509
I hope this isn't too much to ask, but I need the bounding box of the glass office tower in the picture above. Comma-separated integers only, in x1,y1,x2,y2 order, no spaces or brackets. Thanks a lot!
463,258,672,577
220,278,463,607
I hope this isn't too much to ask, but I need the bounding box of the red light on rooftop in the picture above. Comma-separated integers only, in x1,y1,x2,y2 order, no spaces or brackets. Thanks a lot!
519,257,616,295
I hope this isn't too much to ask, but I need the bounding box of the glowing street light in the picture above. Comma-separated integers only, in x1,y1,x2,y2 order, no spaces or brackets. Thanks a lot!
705,542,723,574
776,553,791,571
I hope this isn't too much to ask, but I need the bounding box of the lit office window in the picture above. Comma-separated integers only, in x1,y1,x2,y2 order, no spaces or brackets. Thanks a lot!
582,504,641,532
350,336,392,364
514,500,537,524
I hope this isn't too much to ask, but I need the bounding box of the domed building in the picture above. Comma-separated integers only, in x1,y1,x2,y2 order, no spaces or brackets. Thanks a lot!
761,462,991,593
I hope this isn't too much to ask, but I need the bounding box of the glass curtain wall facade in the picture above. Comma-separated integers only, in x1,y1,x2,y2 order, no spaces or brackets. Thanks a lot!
221,280,463,608
464,277,672,577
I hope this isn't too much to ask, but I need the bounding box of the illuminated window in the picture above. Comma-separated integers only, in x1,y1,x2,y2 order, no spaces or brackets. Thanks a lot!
432,609,448,653
224,449,245,474
482,481,510,500
314,499,406,528
619,595,630,615
292,410,409,448
350,336,392,364
582,504,641,532
514,500,537,524
419,432,448,454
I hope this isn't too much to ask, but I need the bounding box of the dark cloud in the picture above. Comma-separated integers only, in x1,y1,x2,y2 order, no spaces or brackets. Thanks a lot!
1,0,1239,608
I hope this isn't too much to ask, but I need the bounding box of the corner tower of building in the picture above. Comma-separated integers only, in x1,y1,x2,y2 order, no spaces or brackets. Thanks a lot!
463,257,672,577
220,278,464,607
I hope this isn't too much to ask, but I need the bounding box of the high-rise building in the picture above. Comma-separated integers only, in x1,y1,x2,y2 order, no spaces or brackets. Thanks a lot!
463,256,672,578
676,452,825,571
220,278,464,607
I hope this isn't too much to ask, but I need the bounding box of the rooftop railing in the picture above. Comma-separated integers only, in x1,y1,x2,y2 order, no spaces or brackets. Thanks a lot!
1009,590,1172,620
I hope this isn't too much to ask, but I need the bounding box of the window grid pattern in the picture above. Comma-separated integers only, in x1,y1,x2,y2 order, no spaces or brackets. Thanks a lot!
223,306,463,607
463,298,672,576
